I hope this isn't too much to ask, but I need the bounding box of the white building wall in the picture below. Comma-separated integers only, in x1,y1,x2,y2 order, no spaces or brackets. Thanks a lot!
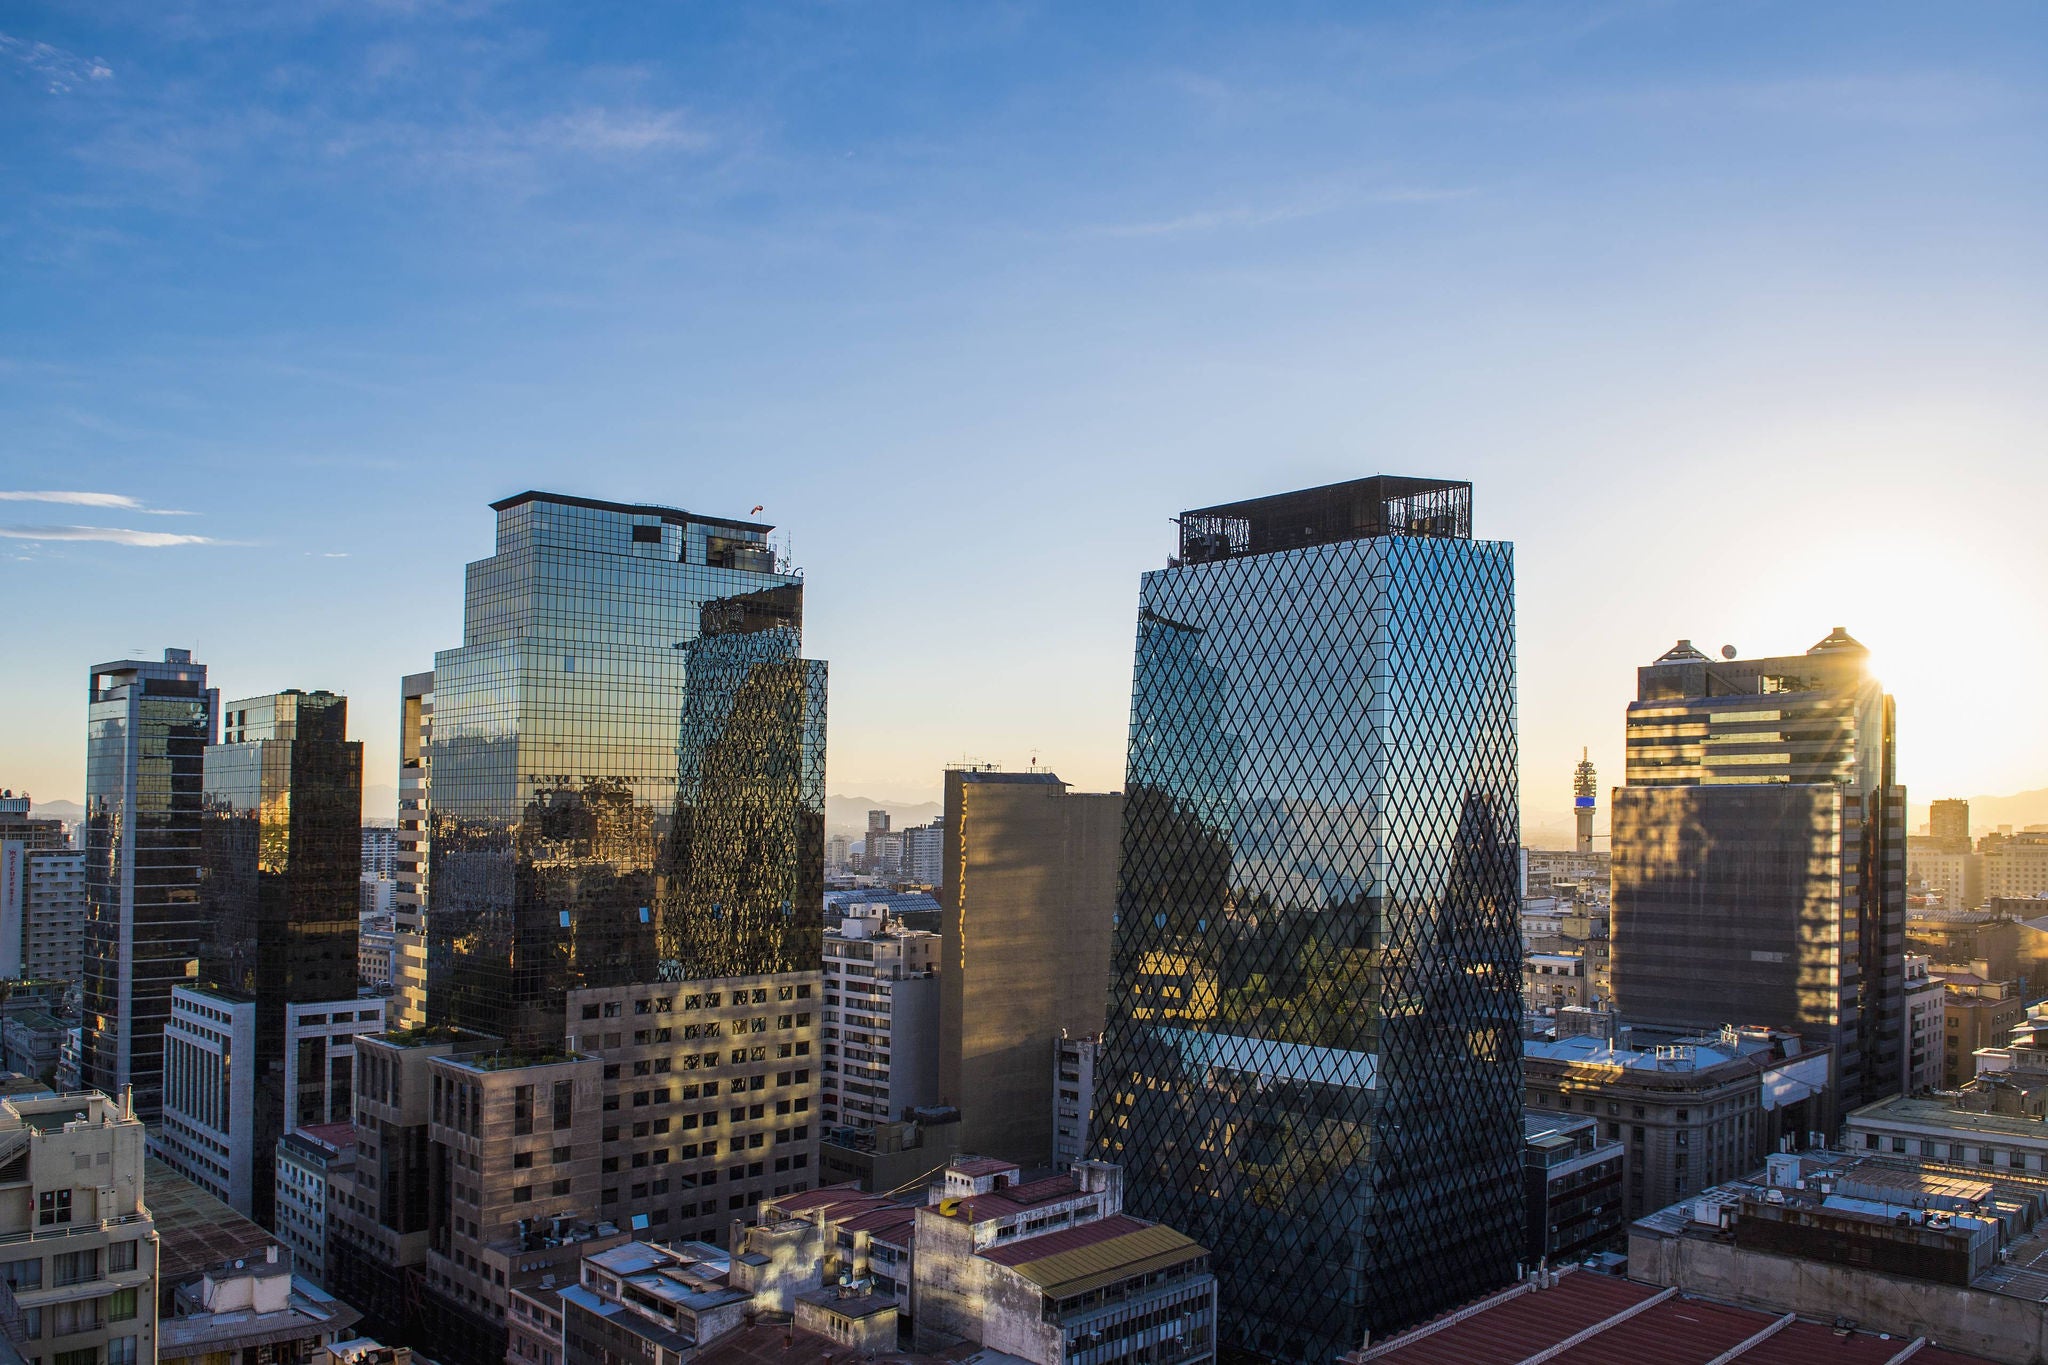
157,986,259,1214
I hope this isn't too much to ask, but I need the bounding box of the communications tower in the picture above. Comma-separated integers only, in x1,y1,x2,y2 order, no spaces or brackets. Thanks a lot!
1574,747,1597,853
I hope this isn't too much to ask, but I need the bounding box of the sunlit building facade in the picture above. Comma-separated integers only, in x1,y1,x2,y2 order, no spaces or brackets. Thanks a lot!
1093,476,1524,1364
1610,630,1905,1113
425,491,821,1047
83,648,218,1122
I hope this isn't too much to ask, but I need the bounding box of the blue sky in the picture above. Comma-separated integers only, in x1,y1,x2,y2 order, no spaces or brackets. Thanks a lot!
4,1,2046,835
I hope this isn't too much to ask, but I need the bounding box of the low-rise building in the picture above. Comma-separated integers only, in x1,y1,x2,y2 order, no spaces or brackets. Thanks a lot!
1523,1109,1625,1263
1629,1150,2048,1365
0,1089,157,1365
276,1122,356,1291
551,1240,749,1365
1523,952,1588,1013
158,1247,362,1365
1936,968,2027,1088
1524,1025,1832,1218
913,1156,1215,1365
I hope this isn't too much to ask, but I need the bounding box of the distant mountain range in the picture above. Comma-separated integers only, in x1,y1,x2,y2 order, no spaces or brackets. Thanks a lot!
826,794,941,838
28,799,82,824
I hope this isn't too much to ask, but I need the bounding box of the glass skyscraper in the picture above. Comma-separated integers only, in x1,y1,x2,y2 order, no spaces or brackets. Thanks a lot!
191,689,363,1224
83,648,218,1121
1093,477,1523,1365
426,492,820,1046
1611,630,1904,1113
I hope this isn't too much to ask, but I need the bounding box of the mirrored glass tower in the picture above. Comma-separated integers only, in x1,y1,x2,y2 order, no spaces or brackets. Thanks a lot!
1093,477,1523,1365
83,649,218,1122
426,492,817,1046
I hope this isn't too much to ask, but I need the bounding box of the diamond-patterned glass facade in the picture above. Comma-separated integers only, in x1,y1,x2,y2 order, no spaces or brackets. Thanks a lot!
1094,484,1523,1365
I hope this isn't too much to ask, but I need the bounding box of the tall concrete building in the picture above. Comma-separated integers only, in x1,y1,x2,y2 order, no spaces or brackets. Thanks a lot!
83,648,218,1122
1610,630,1906,1113
348,491,828,1365
158,689,363,1226
821,904,939,1129
392,670,432,1029
939,768,1120,1166
1930,798,1971,846
1092,476,1524,1363
0,790,86,985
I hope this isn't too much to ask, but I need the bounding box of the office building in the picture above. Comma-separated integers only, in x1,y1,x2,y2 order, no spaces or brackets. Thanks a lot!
821,904,939,1129
157,985,258,1213
940,768,1120,1166
1610,630,1906,1113
0,1089,157,1365
175,688,363,1225
82,648,218,1121
1905,954,1946,1093
362,825,397,879
1980,830,2048,902
276,1121,356,1290
1522,1108,1624,1263
425,491,815,1048
1523,1024,1832,1218
375,492,828,1364
1911,838,1983,912
0,791,86,987
1932,799,1972,846
1052,1033,1099,1168
1093,476,1524,1363
392,670,432,1030
360,923,395,991
0,810,86,988
1937,969,2025,1088
901,819,942,886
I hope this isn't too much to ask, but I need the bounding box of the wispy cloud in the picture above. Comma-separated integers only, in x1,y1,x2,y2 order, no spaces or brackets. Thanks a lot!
0,490,193,515
0,32,112,94
0,525,219,547
1083,185,1469,240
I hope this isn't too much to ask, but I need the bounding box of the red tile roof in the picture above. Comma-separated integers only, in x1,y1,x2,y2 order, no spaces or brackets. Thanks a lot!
978,1215,1155,1267
293,1121,356,1148
763,1184,866,1216
1355,1270,1995,1365
949,1157,1020,1178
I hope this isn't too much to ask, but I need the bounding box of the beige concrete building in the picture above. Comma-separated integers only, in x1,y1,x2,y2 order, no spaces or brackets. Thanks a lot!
1524,1026,1833,1218
1935,969,2026,1088
939,769,1121,1166
1905,954,1948,1094
823,906,939,1129
1983,830,2048,902
1523,952,1589,1013
0,1089,156,1365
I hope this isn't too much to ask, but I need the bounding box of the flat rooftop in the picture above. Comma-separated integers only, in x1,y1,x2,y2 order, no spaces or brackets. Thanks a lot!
491,490,772,534
1852,1092,2048,1141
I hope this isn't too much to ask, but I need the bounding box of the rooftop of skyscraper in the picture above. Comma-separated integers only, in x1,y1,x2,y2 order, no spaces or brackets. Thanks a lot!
1175,473,1474,561
489,488,774,534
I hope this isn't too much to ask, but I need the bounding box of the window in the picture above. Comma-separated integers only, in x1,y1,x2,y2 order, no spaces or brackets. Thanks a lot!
514,1152,534,1169
38,1189,71,1226
514,1085,535,1135
107,1286,139,1321
53,1248,98,1286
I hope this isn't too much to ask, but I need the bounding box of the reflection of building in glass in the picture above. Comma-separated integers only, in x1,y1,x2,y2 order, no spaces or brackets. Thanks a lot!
180,690,362,1224
1610,630,1904,1112
939,768,1122,1167
1094,476,1523,1364
660,585,825,983
83,649,218,1123
425,492,808,1047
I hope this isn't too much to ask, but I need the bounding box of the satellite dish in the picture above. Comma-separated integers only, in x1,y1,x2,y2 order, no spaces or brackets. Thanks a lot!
1720,645,1737,660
